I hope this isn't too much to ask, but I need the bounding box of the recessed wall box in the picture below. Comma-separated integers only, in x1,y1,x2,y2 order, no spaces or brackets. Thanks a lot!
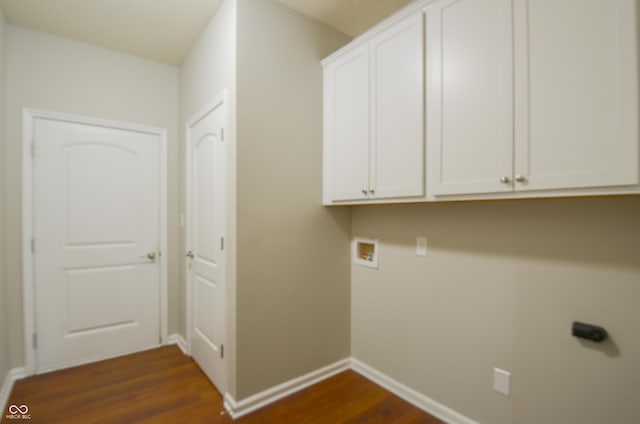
352,237,379,269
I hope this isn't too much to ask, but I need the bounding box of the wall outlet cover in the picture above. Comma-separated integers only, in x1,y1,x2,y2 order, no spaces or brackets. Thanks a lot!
493,368,511,396
416,236,427,257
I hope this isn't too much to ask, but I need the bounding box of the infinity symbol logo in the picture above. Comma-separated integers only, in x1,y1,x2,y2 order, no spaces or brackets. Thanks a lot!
8,404,29,414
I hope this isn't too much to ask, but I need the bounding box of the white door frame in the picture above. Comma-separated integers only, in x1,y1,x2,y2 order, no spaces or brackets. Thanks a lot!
21,108,169,375
184,90,228,386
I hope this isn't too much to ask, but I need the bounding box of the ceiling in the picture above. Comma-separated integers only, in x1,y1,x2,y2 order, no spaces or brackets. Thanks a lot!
276,0,413,39
0,0,413,65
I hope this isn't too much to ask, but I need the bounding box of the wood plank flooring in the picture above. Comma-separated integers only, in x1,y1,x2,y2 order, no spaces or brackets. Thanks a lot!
5,346,443,423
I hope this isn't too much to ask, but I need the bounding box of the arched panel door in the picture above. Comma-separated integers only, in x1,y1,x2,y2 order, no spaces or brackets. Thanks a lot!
34,117,162,372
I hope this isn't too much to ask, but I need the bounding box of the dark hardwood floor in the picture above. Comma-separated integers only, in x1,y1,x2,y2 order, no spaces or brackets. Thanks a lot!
5,346,443,423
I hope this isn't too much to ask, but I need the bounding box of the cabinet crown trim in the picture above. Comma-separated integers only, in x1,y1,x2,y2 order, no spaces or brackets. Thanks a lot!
321,0,435,66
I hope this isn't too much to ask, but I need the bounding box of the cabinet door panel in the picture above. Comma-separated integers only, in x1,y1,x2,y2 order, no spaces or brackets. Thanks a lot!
427,0,514,196
371,13,424,199
325,45,371,202
514,0,639,191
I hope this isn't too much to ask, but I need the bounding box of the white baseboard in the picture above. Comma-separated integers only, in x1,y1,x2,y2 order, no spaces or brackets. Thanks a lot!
222,357,478,423
1,351,476,424
351,358,479,424
166,334,188,355
1,339,187,415
224,358,351,419
1,367,28,417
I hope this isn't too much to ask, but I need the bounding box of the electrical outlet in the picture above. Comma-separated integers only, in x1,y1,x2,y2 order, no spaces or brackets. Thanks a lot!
493,368,511,396
416,237,427,257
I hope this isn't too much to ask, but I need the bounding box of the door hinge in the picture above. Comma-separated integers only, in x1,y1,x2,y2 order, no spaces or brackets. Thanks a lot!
33,333,37,350
221,128,224,142
31,142,36,158
221,237,224,251
31,238,35,253
220,344,224,359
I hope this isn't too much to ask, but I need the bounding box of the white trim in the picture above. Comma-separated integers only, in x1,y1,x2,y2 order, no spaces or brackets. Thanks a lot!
21,108,169,375
1,367,28,415
224,358,351,419
35,345,164,375
21,110,36,376
166,334,188,355
221,357,478,423
184,90,229,382
3,355,479,424
158,128,169,346
351,358,479,424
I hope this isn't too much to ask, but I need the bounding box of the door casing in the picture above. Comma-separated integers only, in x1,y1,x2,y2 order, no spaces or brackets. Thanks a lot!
21,108,169,375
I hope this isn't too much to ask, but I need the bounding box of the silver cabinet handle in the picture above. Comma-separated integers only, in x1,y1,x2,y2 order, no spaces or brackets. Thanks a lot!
362,189,368,195
186,250,194,259
500,176,510,183
515,174,527,183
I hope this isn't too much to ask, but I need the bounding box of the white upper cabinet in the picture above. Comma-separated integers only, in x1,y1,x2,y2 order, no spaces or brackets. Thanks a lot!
427,0,639,197
324,0,639,205
426,0,514,196
513,0,639,192
323,12,424,204
324,44,370,202
370,13,425,200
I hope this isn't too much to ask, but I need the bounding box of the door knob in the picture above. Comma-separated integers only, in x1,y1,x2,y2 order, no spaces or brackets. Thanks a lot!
140,252,156,263
514,174,527,183
500,176,510,183
186,250,194,259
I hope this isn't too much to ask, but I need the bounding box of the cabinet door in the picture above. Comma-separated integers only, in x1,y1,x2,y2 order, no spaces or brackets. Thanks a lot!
324,44,371,202
370,13,424,199
514,0,639,191
426,0,514,196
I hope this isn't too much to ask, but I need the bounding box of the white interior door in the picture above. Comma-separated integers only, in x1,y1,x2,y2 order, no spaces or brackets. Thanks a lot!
186,93,227,394
34,116,163,373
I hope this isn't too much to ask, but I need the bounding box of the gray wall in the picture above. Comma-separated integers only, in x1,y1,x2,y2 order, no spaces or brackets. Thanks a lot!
235,0,351,400
0,2,9,388
351,196,640,424
3,25,179,369
178,0,238,396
